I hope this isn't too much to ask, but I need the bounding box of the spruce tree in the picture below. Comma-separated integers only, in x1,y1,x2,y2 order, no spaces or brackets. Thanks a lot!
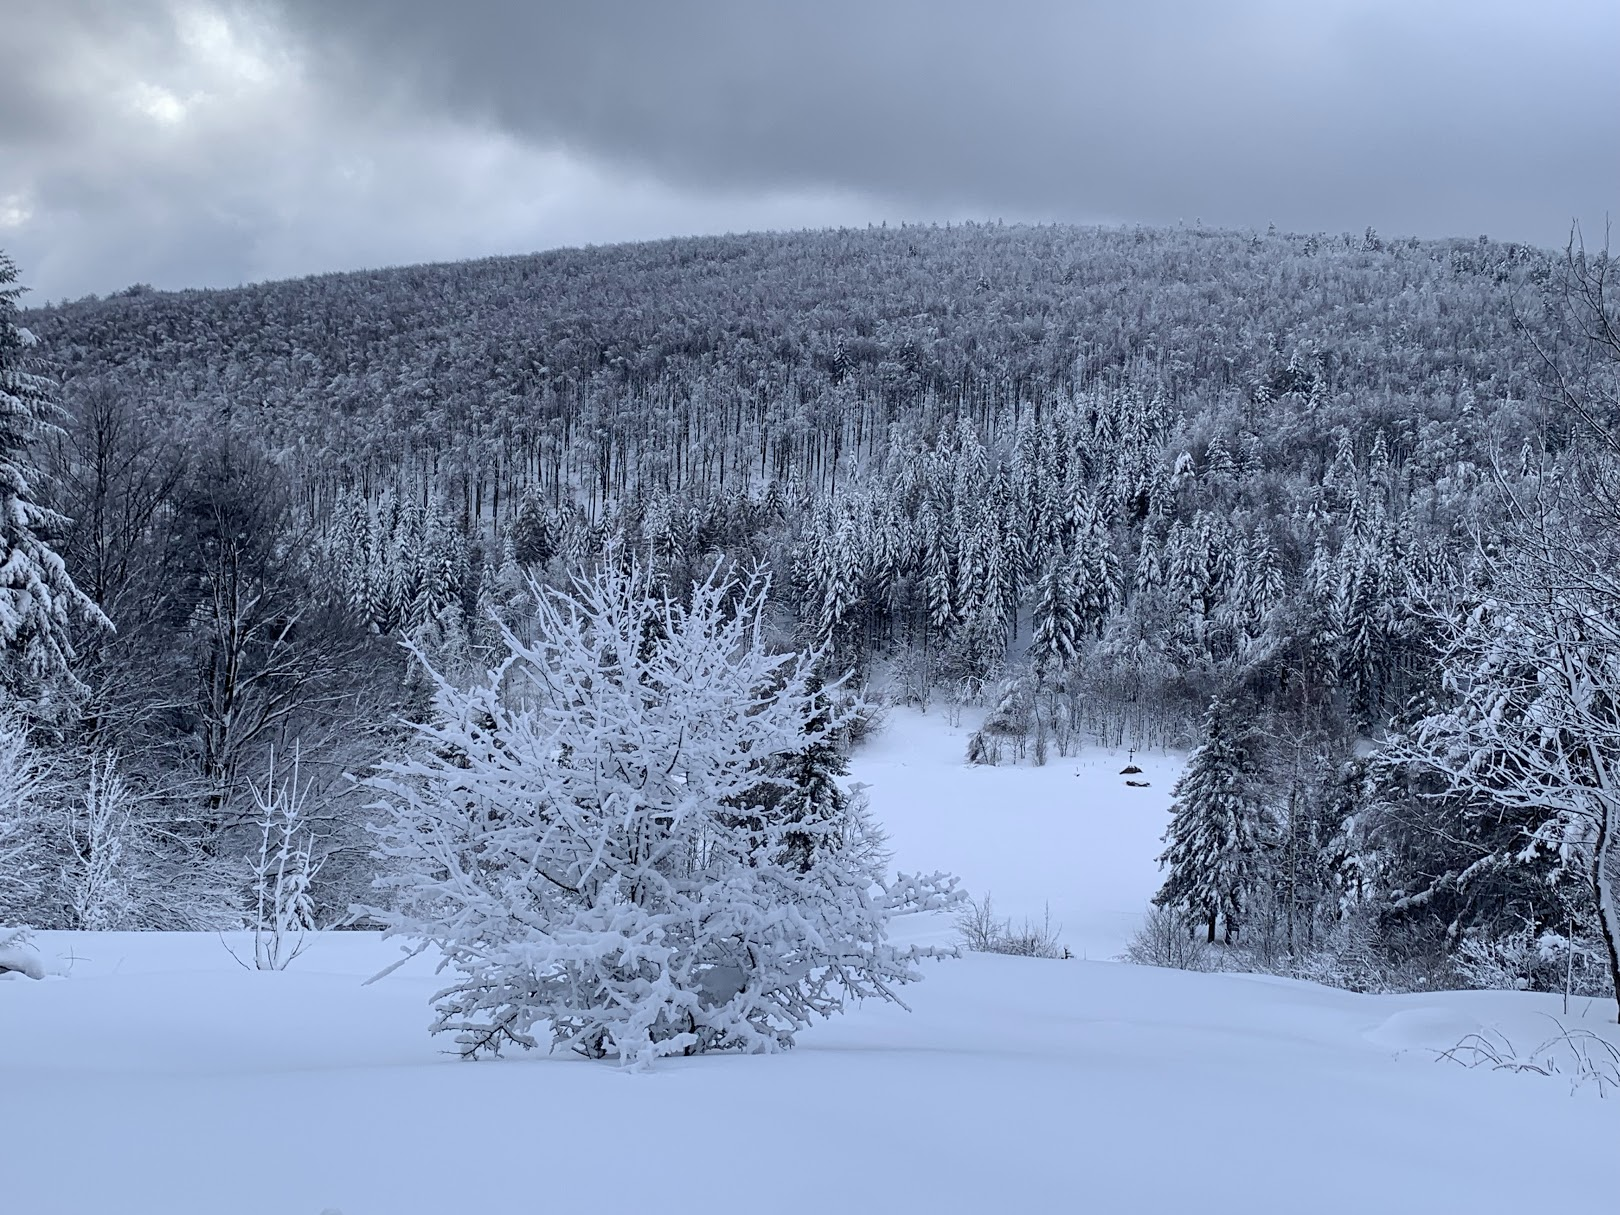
0,253,103,694
510,488,556,569
816,514,857,653
419,501,466,620
1155,701,1262,943
1072,498,1120,637
1030,553,1081,674
768,679,886,876
920,505,955,639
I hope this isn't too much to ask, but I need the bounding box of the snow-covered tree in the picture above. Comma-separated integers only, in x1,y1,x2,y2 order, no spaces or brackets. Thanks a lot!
60,750,145,931
1155,701,1263,943
0,253,104,693
920,503,955,640
1065,494,1119,638
766,678,889,877
369,559,956,1066
1029,554,1081,674
509,488,556,569
1392,474,1620,1017
245,745,323,970
0,710,50,924
815,511,858,653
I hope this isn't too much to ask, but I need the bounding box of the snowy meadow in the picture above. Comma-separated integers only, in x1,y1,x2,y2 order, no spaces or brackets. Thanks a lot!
5,710,1618,1215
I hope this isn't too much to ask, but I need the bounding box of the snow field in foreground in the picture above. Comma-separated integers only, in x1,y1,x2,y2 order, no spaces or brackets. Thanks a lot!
2,708,1618,1215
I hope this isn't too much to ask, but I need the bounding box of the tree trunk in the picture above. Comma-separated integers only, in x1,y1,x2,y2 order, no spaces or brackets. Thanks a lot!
1592,806,1620,1024
1579,736,1620,1024
1206,911,1217,944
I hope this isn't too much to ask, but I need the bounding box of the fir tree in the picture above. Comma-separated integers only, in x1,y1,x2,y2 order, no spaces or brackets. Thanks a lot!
514,488,560,570
1029,552,1081,674
1071,497,1120,637
1155,701,1263,943
921,506,955,640
419,500,466,620
0,253,104,694
768,679,887,876
816,513,858,652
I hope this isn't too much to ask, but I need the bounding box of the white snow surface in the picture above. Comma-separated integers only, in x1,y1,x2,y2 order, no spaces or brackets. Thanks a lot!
3,707,1618,1214
852,706,1175,957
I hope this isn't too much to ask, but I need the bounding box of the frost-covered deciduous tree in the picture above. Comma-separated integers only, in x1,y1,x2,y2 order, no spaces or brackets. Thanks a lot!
369,560,957,1066
245,746,323,970
1393,480,1620,1017
173,437,382,839
60,750,145,931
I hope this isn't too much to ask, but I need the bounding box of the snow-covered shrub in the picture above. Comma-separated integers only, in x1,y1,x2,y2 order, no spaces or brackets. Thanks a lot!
1283,910,1400,993
369,560,958,1067
833,689,887,750
244,746,323,970
889,649,934,710
59,750,145,931
1454,924,1543,992
957,892,1068,959
1454,923,1613,999
955,892,1002,952
1122,905,1213,972
0,925,44,979
6,724,243,933
967,676,1035,765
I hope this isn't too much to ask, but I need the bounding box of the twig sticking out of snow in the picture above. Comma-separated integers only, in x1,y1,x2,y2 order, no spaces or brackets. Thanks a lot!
1436,1020,1620,1096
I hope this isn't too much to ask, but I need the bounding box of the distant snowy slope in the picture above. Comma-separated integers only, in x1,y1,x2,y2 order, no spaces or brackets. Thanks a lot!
851,706,1176,958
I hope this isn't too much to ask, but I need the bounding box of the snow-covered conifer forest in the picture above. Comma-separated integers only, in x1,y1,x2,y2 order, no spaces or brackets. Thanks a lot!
5,222,1620,1212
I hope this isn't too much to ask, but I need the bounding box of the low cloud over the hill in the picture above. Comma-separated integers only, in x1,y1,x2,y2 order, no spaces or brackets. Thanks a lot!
3,0,1617,299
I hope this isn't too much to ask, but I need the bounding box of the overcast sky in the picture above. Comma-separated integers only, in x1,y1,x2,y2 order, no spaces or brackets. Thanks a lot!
4,0,1617,302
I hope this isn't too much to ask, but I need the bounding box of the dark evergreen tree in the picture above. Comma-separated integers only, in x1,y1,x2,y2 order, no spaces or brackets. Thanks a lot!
921,506,955,641
1072,497,1120,638
769,680,875,873
1029,553,1081,674
1155,701,1263,943
510,489,556,569
0,253,103,695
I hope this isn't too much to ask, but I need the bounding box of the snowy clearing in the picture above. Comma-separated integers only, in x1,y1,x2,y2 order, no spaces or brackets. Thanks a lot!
3,711,1618,1215
850,706,1175,958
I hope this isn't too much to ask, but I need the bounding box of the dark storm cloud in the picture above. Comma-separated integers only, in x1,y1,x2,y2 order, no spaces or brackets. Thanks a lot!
1,1,1616,299
280,0,1620,243
0,0,891,299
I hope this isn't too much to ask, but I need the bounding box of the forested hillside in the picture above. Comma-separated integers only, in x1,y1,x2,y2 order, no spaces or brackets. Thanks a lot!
28,223,1540,514
5,221,1618,1008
